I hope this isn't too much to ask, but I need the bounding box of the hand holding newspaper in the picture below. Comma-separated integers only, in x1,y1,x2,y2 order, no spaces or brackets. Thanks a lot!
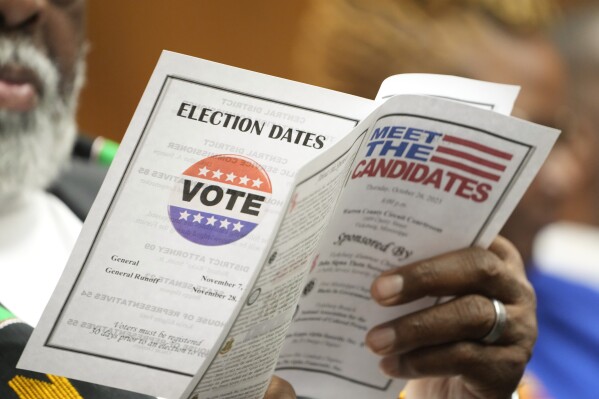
19,51,557,399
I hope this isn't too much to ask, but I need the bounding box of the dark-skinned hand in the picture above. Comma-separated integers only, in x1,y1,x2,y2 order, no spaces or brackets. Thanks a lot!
264,375,296,399
366,236,536,399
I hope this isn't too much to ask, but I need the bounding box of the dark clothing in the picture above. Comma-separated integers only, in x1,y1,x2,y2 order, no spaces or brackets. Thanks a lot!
48,157,108,221
0,303,153,399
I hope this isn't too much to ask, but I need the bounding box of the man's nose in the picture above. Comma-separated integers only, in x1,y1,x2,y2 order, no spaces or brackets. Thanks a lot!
0,0,45,31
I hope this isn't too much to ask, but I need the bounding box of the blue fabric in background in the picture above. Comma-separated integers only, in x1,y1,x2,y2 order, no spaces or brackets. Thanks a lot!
526,266,599,399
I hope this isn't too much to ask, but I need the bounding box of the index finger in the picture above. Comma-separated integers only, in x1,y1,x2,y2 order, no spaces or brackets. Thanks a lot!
371,236,527,306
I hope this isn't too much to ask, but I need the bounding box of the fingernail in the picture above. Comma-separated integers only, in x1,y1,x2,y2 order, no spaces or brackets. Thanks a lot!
367,327,396,352
374,275,404,300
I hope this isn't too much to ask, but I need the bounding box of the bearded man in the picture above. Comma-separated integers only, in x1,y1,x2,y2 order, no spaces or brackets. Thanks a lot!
0,1,296,398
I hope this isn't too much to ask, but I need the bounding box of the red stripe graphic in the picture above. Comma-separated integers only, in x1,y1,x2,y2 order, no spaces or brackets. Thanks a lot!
443,135,513,160
430,156,501,181
436,146,507,171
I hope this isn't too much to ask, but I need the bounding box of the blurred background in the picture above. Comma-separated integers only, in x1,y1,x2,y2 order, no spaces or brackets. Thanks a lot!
78,0,306,142
78,0,593,143
75,2,599,399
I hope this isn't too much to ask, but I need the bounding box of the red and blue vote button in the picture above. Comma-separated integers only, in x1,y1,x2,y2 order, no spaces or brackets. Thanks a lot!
168,154,272,246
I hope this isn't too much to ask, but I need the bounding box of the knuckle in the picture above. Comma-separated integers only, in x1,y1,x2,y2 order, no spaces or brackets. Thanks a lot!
404,315,431,338
521,344,534,364
478,257,503,281
520,279,537,304
529,316,539,344
520,318,538,350
503,347,529,374
413,260,441,287
506,304,537,346
453,342,482,366
458,295,493,331
504,275,536,306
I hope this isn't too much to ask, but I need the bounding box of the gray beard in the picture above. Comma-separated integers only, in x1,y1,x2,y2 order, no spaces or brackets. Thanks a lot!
0,38,85,196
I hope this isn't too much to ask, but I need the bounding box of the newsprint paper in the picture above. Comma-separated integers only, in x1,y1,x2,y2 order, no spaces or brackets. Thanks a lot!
19,51,557,399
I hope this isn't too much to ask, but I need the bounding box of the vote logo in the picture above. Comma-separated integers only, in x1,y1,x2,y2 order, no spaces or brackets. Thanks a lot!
168,154,272,246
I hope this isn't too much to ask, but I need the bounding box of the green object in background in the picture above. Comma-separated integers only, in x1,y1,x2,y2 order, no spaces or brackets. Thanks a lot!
0,305,15,322
93,137,120,166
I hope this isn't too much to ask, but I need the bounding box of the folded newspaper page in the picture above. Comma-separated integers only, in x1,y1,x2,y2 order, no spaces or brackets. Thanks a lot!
19,51,558,399
272,94,555,398
375,73,520,114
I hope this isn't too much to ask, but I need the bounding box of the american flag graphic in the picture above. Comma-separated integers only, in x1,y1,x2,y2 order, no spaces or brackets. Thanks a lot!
430,135,513,182
168,154,272,246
